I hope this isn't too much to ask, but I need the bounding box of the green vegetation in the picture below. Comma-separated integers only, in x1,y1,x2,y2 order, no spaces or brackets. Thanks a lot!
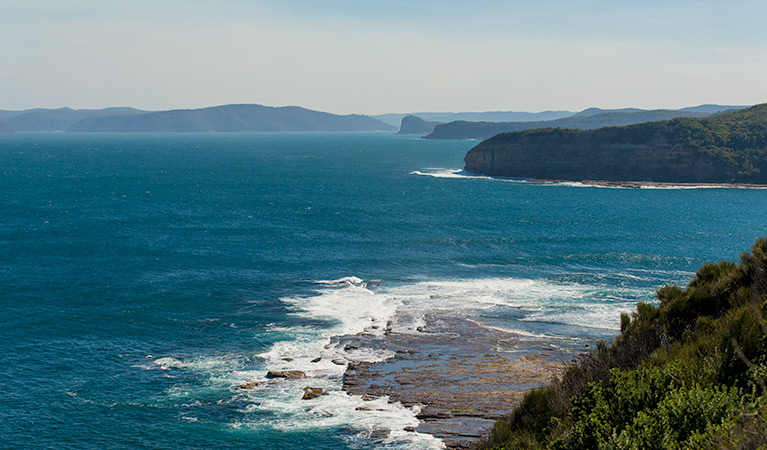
481,238,767,450
465,103,767,183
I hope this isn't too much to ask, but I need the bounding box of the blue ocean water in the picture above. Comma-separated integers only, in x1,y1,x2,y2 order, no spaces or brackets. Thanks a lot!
1,132,766,449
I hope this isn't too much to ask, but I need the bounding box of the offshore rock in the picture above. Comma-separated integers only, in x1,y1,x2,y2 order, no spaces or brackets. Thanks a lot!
266,370,305,379
302,387,325,399
238,381,260,390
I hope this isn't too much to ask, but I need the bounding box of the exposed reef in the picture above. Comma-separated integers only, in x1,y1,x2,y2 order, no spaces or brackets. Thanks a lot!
339,314,571,449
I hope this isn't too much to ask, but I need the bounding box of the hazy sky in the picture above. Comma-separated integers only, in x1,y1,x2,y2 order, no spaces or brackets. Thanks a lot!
2,0,766,114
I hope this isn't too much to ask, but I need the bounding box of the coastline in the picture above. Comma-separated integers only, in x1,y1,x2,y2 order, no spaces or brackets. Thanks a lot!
338,314,573,449
540,179,767,189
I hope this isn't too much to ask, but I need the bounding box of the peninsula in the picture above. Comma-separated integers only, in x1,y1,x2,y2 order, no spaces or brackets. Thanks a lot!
426,106,743,140
464,102,767,184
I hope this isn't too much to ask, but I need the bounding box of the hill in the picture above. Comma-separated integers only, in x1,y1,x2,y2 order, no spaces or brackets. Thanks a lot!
4,107,146,132
396,115,444,135
426,109,716,140
0,120,13,134
464,102,767,184
480,237,767,450
372,110,575,127
68,104,395,132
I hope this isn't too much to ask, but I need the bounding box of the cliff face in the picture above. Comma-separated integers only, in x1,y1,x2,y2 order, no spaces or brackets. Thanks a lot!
0,120,13,133
465,128,724,182
464,103,767,184
396,115,444,135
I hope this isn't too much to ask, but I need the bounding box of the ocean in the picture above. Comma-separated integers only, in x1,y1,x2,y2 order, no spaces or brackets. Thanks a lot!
2,132,766,449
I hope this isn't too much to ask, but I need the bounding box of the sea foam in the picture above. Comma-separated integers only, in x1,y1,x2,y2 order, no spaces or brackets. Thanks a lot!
148,275,652,448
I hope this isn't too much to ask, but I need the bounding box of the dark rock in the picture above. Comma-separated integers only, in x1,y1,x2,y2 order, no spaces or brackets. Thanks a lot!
281,357,293,362
302,387,325,400
311,357,322,363
265,370,305,379
238,381,260,390
369,428,391,439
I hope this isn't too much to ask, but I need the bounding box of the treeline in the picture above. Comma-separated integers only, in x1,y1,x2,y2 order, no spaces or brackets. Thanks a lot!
481,238,767,450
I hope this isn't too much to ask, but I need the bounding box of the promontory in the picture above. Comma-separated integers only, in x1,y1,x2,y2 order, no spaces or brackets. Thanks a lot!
464,102,767,184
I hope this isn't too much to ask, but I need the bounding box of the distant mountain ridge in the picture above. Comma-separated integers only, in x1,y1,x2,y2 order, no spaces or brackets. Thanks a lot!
0,103,749,134
2,107,146,132
426,106,747,140
464,102,767,184
373,110,574,127
68,104,395,133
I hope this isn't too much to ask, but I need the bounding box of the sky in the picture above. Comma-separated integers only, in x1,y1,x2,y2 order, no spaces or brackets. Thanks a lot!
1,0,766,114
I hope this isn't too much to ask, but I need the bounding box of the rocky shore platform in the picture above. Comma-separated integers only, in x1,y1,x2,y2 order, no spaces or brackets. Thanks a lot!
522,178,767,189
335,315,574,449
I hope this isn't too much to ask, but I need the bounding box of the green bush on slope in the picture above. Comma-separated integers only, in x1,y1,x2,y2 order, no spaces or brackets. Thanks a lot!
482,238,767,450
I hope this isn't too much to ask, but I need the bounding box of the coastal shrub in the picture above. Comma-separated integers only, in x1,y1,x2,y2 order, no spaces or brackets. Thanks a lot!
612,384,742,450
479,237,767,450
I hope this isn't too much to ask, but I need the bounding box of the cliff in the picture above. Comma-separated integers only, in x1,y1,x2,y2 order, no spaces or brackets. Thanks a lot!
427,109,715,140
68,104,395,133
396,115,444,135
464,102,767,184
0,120,12,133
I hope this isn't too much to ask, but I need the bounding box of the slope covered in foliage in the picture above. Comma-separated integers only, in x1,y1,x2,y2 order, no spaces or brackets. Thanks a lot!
482,238,767,450
464,103,767,184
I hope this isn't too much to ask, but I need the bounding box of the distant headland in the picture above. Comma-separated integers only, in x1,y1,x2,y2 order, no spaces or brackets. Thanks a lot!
425,105,746,140
0,104,395,133
464,102,767,185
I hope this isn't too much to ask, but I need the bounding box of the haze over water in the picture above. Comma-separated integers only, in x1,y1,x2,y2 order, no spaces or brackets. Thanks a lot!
2,132,767,449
